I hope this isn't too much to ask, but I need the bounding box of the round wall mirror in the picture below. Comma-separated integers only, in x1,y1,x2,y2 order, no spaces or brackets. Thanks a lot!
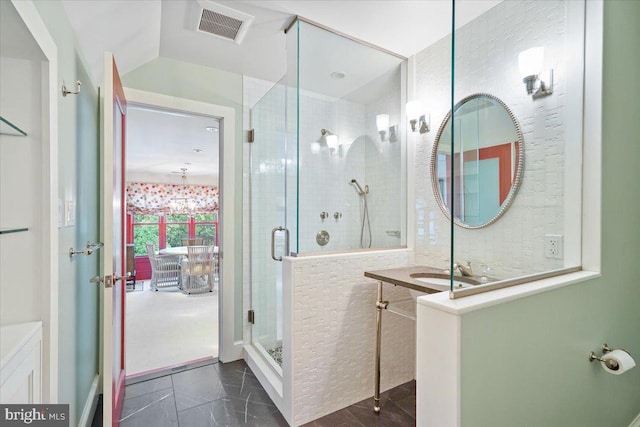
430,93,524,228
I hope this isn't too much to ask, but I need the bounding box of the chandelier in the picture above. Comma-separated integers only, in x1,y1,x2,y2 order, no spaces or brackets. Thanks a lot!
169,168,197,216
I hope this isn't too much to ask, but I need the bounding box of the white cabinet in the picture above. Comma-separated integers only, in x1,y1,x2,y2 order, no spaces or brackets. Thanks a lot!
0,322,42,404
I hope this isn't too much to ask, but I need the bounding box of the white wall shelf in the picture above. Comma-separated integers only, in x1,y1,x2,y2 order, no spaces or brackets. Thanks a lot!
0,115,27,136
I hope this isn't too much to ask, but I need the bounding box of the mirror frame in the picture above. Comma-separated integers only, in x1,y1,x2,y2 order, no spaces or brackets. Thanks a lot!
430,93,525,229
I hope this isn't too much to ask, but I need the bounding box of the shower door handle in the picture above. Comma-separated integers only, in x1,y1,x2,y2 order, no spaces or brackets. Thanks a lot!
271,226,289,261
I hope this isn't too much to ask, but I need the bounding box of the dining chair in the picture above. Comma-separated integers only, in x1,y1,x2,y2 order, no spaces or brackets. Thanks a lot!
180,238,204,246
146,243,181,291
182,245,214,294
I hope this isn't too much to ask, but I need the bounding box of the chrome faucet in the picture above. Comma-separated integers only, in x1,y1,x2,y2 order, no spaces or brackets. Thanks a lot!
456,261,473,276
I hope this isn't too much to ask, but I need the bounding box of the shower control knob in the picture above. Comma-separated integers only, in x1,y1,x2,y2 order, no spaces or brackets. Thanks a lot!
333,212,342,220
320,211,329,220
316,230,330,246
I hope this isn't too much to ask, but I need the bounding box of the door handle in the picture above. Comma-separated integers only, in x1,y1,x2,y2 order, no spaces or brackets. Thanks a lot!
114,273,132,282
90,275,112,288
271,227,290,262
89,272,131,288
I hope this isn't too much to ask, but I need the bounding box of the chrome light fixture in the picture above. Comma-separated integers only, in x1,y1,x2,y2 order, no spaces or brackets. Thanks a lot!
169,168,197,216
518,47,553,99
376,114,390,140
320,129,340,152
406,101,430,133
376,114,398,142
406,101,422,132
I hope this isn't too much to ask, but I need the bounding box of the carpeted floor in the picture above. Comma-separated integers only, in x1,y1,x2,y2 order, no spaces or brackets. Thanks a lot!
125,281,219,375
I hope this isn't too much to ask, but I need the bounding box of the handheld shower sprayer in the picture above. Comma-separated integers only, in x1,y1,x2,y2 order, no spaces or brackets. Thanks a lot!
350,179,372,248
351,179,368,195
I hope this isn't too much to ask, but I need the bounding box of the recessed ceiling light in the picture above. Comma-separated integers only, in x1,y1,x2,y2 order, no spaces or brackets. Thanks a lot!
331,71,346,79
193,148,204,153
184,162,192,165
205,126,218,132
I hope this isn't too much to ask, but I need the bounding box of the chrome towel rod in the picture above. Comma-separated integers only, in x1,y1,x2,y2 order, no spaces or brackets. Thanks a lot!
69,241,103,258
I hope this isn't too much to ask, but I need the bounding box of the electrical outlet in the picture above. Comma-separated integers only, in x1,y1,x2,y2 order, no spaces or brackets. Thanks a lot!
545,234,563,259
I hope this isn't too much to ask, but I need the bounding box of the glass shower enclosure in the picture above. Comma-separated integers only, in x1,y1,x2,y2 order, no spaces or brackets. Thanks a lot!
248,18,406,369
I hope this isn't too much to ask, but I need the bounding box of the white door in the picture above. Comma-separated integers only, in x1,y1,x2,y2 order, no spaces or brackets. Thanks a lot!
100,52,128,427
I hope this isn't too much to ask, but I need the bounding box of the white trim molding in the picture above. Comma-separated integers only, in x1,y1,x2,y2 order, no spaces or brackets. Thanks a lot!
10,0,59,404
122,88,241,362
629,412,640,427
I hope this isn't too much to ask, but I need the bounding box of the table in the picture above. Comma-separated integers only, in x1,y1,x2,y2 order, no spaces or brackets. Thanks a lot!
159,246,188,256
159,246,218,256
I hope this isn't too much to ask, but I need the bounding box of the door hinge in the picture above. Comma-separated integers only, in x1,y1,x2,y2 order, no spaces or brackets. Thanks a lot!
248,309,255,324
247,129,255,143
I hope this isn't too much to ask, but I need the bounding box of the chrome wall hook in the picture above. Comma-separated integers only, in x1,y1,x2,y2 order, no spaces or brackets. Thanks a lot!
62,80,82,97
69,241,103,258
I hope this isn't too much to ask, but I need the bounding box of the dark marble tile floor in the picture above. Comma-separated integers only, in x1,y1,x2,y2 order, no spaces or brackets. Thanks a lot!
92,360,287,427
301,381,416,427
91,361,416,427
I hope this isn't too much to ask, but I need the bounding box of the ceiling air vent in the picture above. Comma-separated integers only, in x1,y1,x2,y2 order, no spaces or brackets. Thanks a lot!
196,1,254,44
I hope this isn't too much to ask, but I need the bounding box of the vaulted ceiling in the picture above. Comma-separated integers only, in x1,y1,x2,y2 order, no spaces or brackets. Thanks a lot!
60,0,500,185
61,0,501,85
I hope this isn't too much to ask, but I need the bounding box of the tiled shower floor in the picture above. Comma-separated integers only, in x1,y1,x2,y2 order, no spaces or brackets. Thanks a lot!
267,346,283,366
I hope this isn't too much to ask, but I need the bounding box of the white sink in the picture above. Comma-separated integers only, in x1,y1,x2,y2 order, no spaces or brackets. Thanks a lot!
413,277,472,289
408,277,472,301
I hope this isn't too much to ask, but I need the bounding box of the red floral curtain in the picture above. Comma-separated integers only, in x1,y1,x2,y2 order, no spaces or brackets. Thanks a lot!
126,182,219,215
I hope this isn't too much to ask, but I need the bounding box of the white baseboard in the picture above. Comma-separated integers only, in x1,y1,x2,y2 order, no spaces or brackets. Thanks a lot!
630,412,640,427
78,375,100,427
220,340,244,363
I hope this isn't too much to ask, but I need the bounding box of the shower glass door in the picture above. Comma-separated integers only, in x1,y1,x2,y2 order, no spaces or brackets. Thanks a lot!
249,81,288,369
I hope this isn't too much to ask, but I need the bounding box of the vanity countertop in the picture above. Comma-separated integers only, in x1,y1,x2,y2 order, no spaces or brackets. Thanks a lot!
365,265,450,293
365,265,486,293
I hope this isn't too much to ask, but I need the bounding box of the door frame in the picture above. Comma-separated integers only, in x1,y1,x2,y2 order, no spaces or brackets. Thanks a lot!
10,0,59,403
122,88,239,362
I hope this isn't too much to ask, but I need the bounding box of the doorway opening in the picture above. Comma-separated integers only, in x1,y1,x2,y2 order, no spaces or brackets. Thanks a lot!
124,104,221,379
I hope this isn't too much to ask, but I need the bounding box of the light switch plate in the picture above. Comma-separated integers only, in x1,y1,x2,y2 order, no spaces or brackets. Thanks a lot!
57,199,64,228
65,200,76,227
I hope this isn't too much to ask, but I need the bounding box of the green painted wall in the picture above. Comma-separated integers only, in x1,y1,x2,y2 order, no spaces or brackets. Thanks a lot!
122,57,244,342
32,1,100,425
460,1,640,426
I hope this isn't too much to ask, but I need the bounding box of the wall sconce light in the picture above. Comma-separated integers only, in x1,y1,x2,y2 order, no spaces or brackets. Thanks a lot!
406,100,422,132
376,114,390,140
407,101,430,133
376,114,399,142
320,129,339,152
388,125,398,143
418,114,430,134
518,47,553,99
